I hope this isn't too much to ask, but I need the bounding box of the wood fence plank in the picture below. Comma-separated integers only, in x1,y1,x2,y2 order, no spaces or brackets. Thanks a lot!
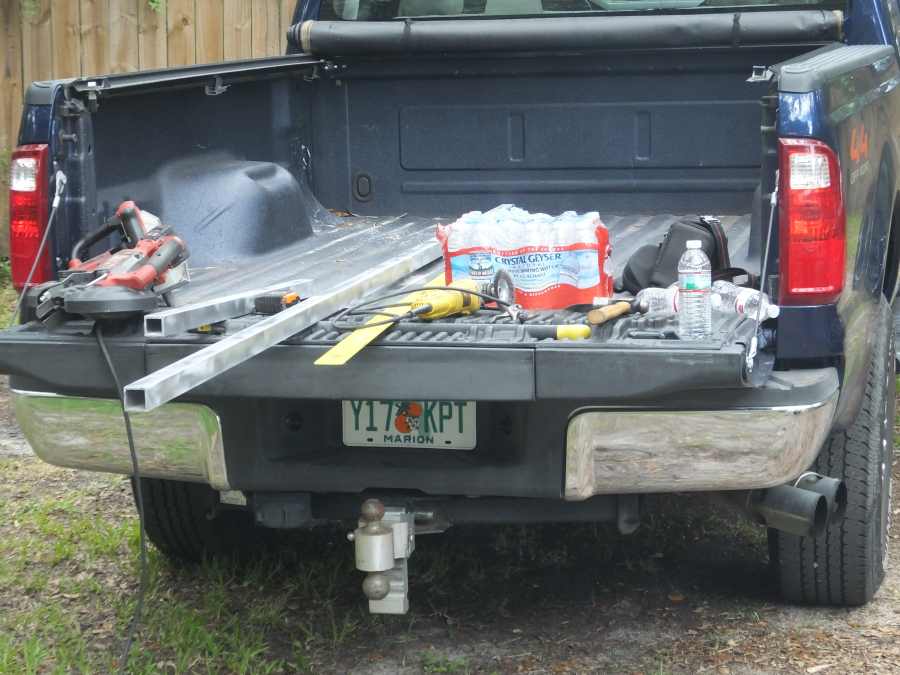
110,0,140,72
81,0,110,76
250,0,269,57
167,0,196,67
1,0,24,149
21,0,53,84
138,1,167,70
266,0,280,56
196,1,225,64
280,0,295,53
51,0,82,78
224,0,252,60
1,0,24,256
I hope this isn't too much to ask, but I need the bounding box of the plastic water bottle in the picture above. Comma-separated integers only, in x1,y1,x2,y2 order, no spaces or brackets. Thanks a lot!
677,240,712,340
711,280,780,320
636,284,679,313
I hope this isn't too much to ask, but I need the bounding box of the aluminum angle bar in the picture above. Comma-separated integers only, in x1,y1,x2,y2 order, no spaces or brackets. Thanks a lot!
144,277,313,337
124,241,441,413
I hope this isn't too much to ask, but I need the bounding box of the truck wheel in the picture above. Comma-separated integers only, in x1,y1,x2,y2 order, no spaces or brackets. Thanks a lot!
134,477,265,562
770,301,895,606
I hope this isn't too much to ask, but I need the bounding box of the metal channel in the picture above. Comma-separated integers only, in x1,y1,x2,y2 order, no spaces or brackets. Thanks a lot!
144,277,312,337
124,241,441,413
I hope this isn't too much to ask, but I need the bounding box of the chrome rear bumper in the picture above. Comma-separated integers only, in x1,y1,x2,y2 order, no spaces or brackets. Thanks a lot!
14,367,837,500
565,390,838,500
12,389,230,490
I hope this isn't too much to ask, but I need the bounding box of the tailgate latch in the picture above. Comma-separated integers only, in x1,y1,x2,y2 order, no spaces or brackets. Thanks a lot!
747,65,774,83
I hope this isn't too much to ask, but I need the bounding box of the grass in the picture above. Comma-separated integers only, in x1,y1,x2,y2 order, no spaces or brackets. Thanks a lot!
0,464,310,674
0,260,16,327
0,456,782,675
421,652,471,673
0,387,895,674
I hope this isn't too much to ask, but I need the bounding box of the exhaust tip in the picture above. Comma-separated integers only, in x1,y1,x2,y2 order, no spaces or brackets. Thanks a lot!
754,484,830,538
809,493,828,537
796,474,848,525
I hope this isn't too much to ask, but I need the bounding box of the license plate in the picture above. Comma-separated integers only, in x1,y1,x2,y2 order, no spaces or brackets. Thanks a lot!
342,400,476,450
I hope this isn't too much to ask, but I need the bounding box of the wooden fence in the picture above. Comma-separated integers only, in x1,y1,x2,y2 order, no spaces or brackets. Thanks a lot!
0,0,297,256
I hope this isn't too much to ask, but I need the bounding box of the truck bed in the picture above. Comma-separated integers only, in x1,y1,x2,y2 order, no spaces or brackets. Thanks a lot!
171,211,753,321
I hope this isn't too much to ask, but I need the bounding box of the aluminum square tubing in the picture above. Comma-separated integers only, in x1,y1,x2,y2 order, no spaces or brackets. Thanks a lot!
143,277,313,337
124,241,441,412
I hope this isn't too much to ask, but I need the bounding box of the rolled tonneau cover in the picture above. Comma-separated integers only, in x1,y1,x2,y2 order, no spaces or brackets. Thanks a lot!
289,10,842,56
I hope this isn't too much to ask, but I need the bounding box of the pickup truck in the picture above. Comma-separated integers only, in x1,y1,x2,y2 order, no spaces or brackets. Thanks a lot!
2,0,897,613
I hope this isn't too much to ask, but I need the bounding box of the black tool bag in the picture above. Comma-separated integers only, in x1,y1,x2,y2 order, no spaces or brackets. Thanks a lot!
619,216,749,294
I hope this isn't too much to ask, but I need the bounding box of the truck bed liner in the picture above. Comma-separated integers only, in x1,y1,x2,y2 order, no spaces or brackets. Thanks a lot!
170,211,753,315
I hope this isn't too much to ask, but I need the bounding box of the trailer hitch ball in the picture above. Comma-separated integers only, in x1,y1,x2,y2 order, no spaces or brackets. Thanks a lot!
362,573,391,601
353,499,395,572
348,498,416,614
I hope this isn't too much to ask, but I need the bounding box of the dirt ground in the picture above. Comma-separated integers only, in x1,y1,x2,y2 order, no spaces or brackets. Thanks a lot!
1,378,899,674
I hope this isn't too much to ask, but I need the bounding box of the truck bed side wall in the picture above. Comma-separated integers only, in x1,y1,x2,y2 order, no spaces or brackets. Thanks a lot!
774,42,900,426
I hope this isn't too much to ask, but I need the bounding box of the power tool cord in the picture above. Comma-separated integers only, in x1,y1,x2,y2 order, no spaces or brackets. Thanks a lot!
331,285,510,331
10,171,147,670
95,324,149,674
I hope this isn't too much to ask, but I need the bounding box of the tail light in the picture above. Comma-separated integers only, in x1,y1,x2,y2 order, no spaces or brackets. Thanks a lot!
778,138,845,306
9,144,52,290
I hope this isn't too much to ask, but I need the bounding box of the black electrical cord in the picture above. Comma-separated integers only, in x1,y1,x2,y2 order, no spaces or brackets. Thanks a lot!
11,172,146,672
330,285,510,332
95,324,149,675
333,306,432,331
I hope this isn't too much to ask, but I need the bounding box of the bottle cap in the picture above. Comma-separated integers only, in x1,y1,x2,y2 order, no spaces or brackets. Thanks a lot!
686,240,702,249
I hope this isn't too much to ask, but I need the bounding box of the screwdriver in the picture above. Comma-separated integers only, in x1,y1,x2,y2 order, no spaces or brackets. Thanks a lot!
527,324,591,340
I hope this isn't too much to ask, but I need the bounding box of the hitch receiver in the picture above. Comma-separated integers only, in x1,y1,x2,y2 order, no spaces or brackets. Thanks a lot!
348,499,415,614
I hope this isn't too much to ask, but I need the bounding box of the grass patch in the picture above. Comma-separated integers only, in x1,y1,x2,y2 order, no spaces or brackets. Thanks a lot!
0,260,17,327
422,651,471,673
0,467,775,674
0,384,896,673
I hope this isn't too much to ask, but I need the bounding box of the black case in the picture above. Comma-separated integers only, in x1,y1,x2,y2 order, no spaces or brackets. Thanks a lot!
620,217,732,294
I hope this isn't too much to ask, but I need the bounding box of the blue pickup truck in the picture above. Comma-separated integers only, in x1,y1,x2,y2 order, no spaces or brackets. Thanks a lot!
2,0,898,612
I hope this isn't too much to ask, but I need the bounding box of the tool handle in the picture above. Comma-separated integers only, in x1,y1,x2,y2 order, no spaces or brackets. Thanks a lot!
587,301,632,326
148,238,185,275
116,202,146,247
528,324,592,340
69,218,121,267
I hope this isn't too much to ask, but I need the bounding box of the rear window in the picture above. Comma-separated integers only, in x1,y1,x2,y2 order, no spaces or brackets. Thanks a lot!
320,0,842,20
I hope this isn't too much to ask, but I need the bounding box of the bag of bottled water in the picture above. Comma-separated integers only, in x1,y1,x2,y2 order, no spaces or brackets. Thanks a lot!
437,205,613,310
677,240,712,340
711,280,780,320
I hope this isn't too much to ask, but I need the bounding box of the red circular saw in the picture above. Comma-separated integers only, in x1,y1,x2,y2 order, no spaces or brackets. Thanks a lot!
34,201,190,322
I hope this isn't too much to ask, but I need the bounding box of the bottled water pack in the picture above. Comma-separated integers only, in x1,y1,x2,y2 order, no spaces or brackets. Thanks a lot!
437,204,613,310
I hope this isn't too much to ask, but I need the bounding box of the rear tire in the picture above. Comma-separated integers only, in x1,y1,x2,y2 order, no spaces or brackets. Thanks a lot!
134,478,265,563
769,300,895,606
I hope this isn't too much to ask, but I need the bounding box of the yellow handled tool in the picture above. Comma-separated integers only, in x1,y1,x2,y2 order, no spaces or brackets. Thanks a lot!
527,324,591,340
315,276,480,366
409,279,482,319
